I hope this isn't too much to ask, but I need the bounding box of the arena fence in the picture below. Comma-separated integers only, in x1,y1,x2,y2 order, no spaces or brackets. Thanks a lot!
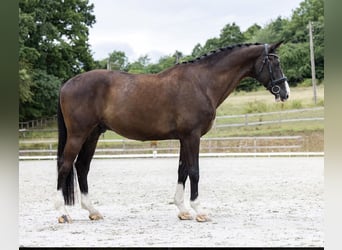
19,136,323,160
19,107,324,160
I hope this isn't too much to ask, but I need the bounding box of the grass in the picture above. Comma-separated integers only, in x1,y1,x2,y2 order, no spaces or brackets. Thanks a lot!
216,84,324,116
206,85,324,151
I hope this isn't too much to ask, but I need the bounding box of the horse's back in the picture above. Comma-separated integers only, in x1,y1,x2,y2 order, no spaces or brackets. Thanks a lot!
59,70,174,138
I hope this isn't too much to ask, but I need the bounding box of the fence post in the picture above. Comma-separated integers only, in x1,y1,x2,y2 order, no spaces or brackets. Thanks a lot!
244,114,248,126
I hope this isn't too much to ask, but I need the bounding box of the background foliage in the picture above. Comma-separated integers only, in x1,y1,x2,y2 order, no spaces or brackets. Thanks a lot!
19,0,324,121
19,0,96,121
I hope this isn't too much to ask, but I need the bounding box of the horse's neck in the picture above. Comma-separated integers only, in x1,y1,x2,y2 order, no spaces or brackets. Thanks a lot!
200,46,261,108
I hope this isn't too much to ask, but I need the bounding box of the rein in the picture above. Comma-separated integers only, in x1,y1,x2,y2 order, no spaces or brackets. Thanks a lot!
258,44,287,95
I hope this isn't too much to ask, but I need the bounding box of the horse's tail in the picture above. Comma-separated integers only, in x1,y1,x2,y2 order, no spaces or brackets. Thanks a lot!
57,96,75,205
57,96,66,161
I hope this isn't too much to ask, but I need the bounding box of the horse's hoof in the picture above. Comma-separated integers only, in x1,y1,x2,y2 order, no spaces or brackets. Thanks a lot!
196,214,210,222
89,212,103,221
58,214,72,223
178,212,193,220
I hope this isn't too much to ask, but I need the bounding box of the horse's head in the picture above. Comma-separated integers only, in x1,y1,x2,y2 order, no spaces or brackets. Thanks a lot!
255,41,290,102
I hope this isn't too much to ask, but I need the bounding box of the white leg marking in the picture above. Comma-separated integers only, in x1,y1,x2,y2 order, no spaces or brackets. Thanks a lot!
55,190,72,223
54,190,68,214
190,197,210,222
174,183,187,213
81,193,99,214
174,183,192,220
190,197,205,215
81,193,103,220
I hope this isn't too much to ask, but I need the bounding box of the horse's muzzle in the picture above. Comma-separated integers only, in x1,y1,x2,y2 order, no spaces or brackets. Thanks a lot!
275,92,289,102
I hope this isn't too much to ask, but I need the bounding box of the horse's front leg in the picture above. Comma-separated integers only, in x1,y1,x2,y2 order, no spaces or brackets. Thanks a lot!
174,158,192,220
174,133,209,222
189,169,209,222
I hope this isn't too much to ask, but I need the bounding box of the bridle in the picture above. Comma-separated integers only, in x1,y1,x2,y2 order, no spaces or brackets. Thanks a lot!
257,44,287,95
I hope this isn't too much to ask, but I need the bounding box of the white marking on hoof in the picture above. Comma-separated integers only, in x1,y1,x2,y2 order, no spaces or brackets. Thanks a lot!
89,212,104,221
190,197,210,222
195,214,210,222
178,212,193,220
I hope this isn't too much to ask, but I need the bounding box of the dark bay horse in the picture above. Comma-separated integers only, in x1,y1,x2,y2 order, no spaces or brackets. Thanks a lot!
55,42,290,223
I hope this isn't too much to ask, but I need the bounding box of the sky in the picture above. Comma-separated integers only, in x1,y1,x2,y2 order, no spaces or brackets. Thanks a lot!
88,0,303,62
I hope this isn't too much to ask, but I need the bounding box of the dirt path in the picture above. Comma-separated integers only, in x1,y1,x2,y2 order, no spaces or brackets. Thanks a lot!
19,157,323,247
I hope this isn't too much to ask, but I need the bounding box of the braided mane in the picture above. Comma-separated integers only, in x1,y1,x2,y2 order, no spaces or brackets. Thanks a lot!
177,42,262,65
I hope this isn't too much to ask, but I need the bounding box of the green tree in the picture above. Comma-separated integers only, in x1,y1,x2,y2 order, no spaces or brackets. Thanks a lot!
189,23,245,58
147,54,178,73
19,0,96,80
202,37,221,54
128,55,151,74
108,50,129,71
19,0,96,121
279,42,311,83
252,17,288,43
191,43,203,58
284,0,324,43
19,70,61,121
19,62,35,104
19,7,39,104
218,22,245,46
243,24,262,42
281,0,324,83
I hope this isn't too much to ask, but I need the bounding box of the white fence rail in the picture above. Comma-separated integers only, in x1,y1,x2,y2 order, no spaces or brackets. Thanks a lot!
18,135,324,160
19,152,324,160
213,107,324,128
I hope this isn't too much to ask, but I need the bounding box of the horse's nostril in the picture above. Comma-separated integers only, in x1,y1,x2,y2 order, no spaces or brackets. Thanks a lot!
286,94,289,99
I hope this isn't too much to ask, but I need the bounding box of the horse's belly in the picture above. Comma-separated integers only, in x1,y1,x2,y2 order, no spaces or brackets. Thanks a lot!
109,125,177,141
104,114,177,141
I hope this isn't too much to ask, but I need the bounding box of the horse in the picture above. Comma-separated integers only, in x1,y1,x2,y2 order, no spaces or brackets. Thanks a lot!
55,41,290,223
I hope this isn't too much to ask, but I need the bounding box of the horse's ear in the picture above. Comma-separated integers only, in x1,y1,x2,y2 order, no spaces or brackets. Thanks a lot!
269,41,284,52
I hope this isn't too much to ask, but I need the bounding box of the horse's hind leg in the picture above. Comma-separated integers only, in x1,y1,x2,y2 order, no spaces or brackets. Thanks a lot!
55,135,86,223
75,126,103,220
